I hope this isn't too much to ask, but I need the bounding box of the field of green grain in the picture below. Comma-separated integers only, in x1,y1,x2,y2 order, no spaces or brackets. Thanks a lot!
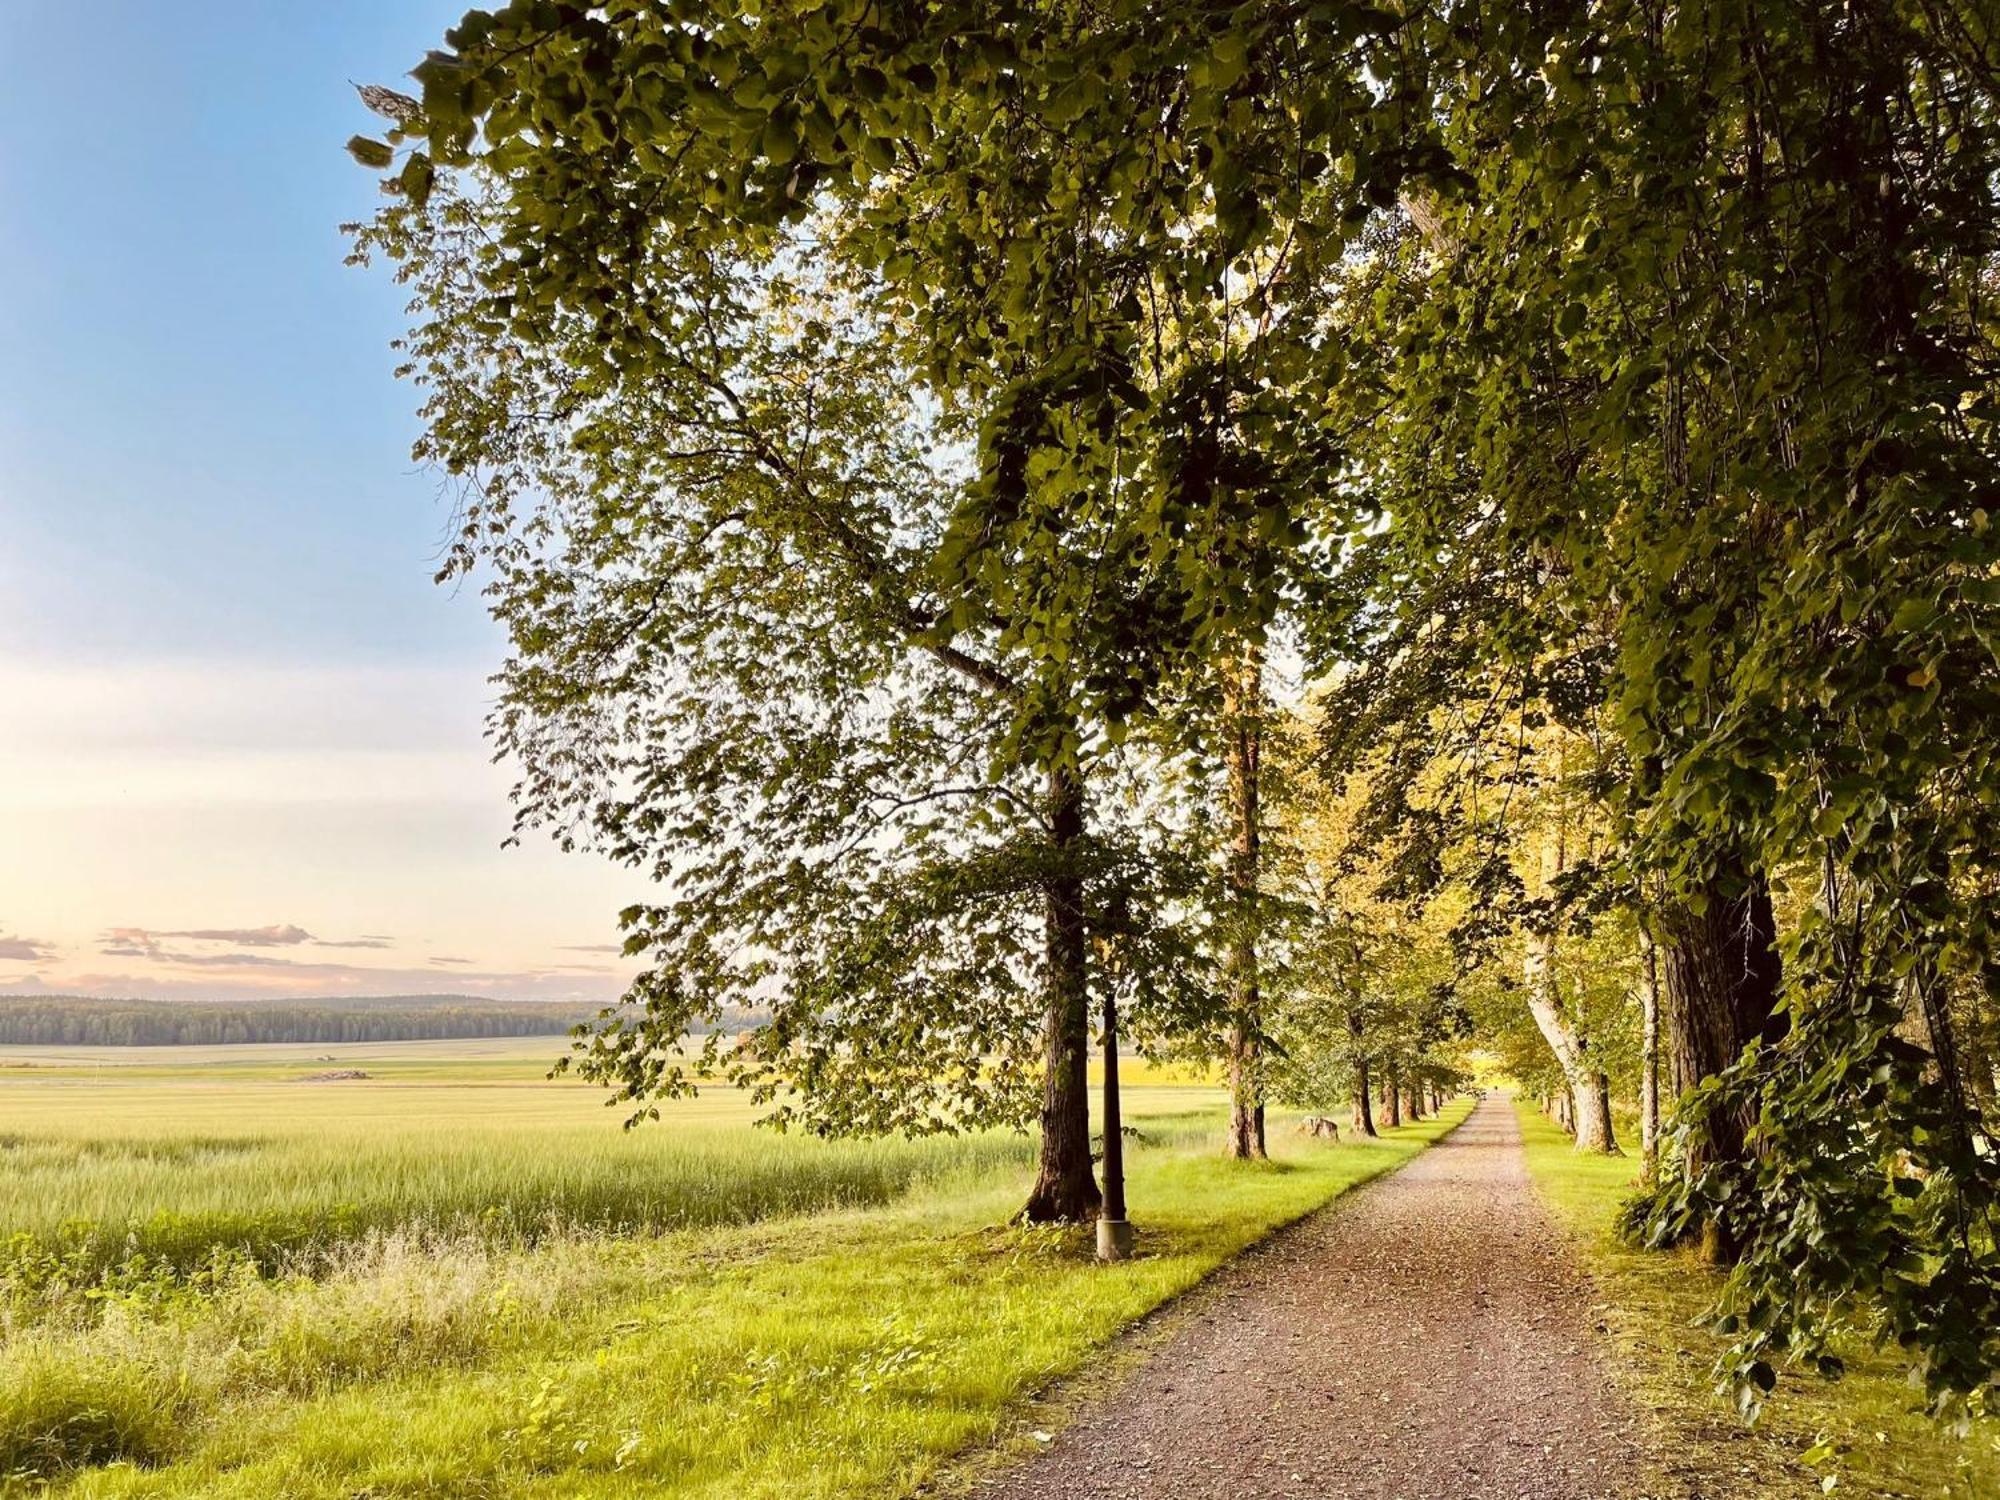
0,1039,1466,1497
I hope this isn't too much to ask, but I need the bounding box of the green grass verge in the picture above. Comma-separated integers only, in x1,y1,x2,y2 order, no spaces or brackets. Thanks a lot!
8,1100,1468,1498
1514,1099,2000,1499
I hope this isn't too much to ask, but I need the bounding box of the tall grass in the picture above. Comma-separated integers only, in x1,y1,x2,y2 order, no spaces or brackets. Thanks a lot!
0,1124,1037,1284
2,1107,1469,1496
0,1052,1470,1495
0,1075,1233,1287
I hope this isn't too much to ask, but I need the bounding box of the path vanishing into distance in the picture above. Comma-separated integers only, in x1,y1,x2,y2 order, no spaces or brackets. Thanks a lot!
978,1095,1678,1500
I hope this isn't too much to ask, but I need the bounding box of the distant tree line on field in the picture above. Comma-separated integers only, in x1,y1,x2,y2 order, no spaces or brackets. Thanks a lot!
0,995,598,1047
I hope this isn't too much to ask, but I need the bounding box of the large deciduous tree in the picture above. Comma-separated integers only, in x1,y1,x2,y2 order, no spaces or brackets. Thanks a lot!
349,184,1215,1221
358,0,2000,1412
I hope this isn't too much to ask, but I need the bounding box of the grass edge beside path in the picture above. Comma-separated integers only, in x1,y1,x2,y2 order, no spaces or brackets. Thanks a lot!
1513,1099,2000,1500
39,1100,1472,1500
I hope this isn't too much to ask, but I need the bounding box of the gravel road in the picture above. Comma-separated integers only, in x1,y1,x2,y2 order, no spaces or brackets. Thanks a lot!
975,1095,1675,1500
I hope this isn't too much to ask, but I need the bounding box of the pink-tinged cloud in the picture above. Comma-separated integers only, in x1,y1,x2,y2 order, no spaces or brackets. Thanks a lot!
102,924,392,957
98,940,302,967
428,955,473,966
103,927,164,956
159,951,305,968
165,923,314,947
0,934,55,962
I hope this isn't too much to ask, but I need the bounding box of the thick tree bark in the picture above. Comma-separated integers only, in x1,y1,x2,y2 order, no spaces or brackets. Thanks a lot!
1639,926,1662,1179
1351,1053,1377,1137
1656,863,1783,1260
1020,763,1102,1223
1382,1062,1403,1127
1525,827,1620,1154
1961,1007,1998,1123
1225,1026,1266,1158
1224,650,1266,1159
1404,1082,1424,1121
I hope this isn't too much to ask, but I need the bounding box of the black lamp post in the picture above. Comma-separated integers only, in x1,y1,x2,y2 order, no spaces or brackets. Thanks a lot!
1096,983,1134,1262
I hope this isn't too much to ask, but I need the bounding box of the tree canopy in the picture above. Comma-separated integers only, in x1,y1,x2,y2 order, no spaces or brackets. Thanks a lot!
354,0,2000,1420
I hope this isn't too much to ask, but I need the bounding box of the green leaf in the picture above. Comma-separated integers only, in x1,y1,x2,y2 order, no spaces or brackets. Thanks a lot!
346,136,395,169
398,151,436,206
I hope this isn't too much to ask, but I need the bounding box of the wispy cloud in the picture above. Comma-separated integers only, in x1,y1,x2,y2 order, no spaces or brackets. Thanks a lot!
428,955,473,966
98,933,302,967
165,923,313,947
0,933,55,962
559,943,625,954
157,951,303,969
101,929,164,958
0,650,645,1007
103,923,395,957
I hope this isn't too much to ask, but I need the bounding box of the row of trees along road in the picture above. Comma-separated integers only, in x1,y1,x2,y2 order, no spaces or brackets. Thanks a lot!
349,0,2000,1422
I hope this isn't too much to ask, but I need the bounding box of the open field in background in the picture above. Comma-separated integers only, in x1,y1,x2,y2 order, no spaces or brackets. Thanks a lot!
0,1038,1225,1085
0,1039,1225,1277
1515,1102,2000,1500
0,1035,577,1080
0,1047,1218,1278
0,1041,1468,1497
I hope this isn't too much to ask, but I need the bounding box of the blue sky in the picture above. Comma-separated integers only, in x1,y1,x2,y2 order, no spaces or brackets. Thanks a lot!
0,4,637,1001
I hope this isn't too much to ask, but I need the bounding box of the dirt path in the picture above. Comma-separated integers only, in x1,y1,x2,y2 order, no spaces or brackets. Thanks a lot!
976,1095,1672,1500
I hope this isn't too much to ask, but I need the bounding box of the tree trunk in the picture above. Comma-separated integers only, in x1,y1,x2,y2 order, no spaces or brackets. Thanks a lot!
1351,1054,1377,1137
1382,1062,1403,1127
1960,1005,1997,1123
1099,991,1125,1224
1224,649,1266,1159
1639,925,1662,1179
1656,863,1783,1260
1404,1082,1424,1121
1020,763,1102,1223
1225,1026,1266,1158
1524,925,1621,1154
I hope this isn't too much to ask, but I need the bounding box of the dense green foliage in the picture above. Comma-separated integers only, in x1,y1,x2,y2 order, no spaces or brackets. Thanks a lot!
351,0,2000,1421
0,996,591,1047
1519,1103,2000,1498
1333,1,2000,1417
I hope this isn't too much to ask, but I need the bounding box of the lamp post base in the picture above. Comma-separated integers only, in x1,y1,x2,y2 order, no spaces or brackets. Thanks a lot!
1095,1217,1135,1262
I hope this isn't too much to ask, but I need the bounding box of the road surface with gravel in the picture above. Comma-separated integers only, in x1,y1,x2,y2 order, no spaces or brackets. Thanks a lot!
976,1094,1676,1500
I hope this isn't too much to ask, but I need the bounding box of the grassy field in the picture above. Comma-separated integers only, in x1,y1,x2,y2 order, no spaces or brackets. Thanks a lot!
1514,1101,2000,1500
0,1041,1467,1497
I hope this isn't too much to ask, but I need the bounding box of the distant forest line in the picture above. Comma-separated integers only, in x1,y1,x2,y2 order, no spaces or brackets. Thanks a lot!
0,995,599,1047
